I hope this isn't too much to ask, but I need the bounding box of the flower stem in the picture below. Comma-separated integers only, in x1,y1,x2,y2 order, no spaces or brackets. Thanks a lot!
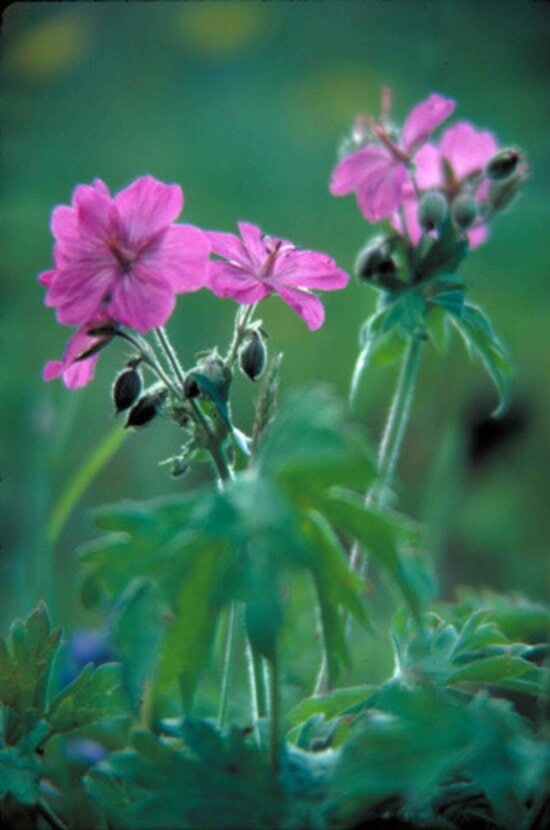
154,326,187,389
267,654,281,772
217,601,241,729
224,304,257,366
314,333,425,695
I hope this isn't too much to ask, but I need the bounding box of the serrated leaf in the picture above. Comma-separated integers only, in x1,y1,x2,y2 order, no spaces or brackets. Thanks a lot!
447,654,533,685
425,306,451,355
382,291,427,336
287,686,375,726
350,308,389,406
0,747,40,805
451,303,513,416
47,663,127,733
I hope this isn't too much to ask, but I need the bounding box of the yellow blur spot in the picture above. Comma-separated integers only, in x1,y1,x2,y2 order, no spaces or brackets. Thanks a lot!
9,13,90,80
287,65,386,137
175,2,268,56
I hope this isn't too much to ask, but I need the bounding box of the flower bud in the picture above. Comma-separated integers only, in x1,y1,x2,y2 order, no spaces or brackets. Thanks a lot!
239,332,266,382
355,242,397,283
486,149,520,181
112,365,143,413
418,190,448,231
452,194,478,230
184,374,200,399
125,389,167,429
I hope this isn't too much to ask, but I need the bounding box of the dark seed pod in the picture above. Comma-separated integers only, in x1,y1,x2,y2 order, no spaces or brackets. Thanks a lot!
354,242,398,288
451,194,477,230
112,366,143,413
184,374,200,398
240,332,266,382
125,389,166,429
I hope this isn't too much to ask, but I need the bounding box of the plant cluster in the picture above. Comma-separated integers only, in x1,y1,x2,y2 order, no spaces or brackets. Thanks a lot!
1,90,548,830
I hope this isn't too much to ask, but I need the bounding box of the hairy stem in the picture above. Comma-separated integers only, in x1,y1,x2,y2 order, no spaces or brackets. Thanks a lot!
224,303,257,366
154,326,187,389
314,334,425,695
267,655,281,772
218,601,241,729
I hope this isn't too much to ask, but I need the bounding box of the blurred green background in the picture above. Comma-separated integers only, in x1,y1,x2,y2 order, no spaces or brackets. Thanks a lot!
1,1,548,662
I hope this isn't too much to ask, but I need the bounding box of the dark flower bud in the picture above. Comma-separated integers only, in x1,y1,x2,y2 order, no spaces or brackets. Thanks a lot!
239,332,267,382
355,242,397,282
452,194,478,230
112,365,143,413
486,149,521,181
418,190,448,231
125,389,167,429
184,374,200,398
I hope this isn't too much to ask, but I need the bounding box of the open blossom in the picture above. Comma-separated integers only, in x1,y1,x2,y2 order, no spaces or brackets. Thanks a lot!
330,93,455,222
206,222,349,330
41,176,211,333
391,122,500,248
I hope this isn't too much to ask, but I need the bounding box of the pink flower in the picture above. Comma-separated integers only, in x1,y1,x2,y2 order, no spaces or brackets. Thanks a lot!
42,176,211,333
330,93,455,222
206,222,349,330
43,318,114,390
391,122,499,249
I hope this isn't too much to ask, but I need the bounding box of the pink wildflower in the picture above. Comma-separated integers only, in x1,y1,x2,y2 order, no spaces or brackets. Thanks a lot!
43,318,113,390
43,176,211,333
206,222,349,330
330,93,455,222
391,122,499,248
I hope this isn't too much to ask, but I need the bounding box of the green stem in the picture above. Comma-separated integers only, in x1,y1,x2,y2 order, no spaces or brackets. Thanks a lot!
217,601,241,729
267,655,281,772
224,304,257,366
314,334,425,696
154,326,187,389
246,640,268,719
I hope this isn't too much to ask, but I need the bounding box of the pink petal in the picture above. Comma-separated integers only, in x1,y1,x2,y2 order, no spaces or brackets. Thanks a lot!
401,93,455,154
208,262,271,303
439,122,499,181
107,268,176,332
330,145,393,196
73,184,119,242
114,176,183,249
150,224,211,293
207,229,251,267
273,249,349,290
413,143,443,190
274,285,325,330
46,262,117,326
38,270,55,287
92,179,111,197
467,224,489,249
43,325,103,390
237,222,267,271
356,160,408,222
389,193,423,245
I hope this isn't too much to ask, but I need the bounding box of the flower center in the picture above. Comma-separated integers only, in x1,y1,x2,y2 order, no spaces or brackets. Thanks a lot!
106,238,135,273
260,239,283,279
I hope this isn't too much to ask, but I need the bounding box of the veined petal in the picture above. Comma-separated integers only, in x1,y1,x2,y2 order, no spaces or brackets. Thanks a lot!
207,229,251,267
47,263,117,326
237,222,268,271
330,145,393,196
208,261,270,303
73,184,119,242
107,268,175,332
274,284,325,330
274,250,349,290
43,324,105,389
440,122,499,181
402,93,455,154
149,224,211,293
114,176,183,249
356,159,408,222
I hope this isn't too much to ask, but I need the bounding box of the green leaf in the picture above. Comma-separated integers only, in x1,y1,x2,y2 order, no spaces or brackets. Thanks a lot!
425,305,451,355
85,721,285,830
319,492,431,620
190,362,233,432
447,654,535,685
451,303,513,416
157,541,228,709
430,289,465,318
382,290,426,336
300,512,369,685
0,747,40,805
47,663,127,734
0,603,61,734
286,686,375,727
